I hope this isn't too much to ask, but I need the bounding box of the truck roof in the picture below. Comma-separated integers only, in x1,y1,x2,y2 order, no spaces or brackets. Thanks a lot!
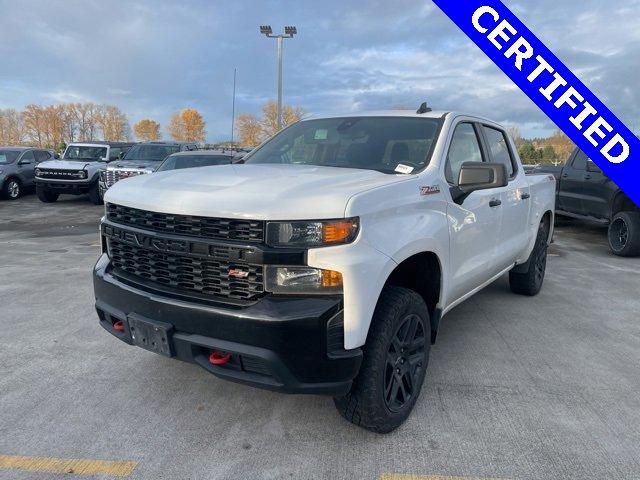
66,142,135,147
301,110,502,125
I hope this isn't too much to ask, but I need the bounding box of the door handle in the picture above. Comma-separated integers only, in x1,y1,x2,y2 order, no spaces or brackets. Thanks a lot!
521,193,531,200
489,199,502,208
584,174,592,180
562,173,569,178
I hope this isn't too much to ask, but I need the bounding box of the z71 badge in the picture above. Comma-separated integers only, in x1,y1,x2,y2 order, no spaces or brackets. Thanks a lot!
420,185,441,196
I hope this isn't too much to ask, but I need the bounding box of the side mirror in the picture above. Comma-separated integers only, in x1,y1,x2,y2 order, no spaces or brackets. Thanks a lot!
451,162,507,204
100,156,108,162
118,151,125,159
587,160,602,173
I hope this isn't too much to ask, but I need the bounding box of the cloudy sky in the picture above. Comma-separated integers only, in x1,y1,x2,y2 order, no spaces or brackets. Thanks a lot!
1,0,638,141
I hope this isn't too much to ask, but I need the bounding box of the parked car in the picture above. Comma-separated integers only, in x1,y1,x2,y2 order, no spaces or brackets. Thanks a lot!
155,150,239,172
556,147,640,256
0,147,56,199
94,107,555,433
99,141,198,196
35,142,134,204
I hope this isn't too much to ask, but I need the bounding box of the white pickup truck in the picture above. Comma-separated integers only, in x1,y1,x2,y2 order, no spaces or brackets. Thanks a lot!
94,107,556,432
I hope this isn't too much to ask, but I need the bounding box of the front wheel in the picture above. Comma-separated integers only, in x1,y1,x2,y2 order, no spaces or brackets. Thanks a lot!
88,183,103,205
2,178,21,200
509,218,549,296
608,211,640,257
334,286,430,433
36,185,59,203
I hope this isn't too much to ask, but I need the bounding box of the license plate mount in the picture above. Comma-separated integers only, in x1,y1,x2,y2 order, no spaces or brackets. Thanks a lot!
128,315,174,357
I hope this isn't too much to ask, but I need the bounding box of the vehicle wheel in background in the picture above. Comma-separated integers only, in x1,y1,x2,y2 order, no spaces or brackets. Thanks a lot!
88,183,103,205
334,286,430,433
1,178,22,200
509,218,550,296
608,211,640,257
36,185,59,203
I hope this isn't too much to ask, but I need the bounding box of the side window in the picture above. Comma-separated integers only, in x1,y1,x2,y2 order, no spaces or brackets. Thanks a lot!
35,150,50,162
20,150,35,163
109,148,122,161
446,123,483,185
483,126,515,178
572,150,588,170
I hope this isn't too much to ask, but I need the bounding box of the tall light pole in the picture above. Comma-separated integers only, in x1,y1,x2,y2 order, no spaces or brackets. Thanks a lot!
259,25,297,132
231,68,237,144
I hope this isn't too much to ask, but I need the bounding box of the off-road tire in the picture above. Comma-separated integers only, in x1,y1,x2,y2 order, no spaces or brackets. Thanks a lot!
1,177,22,200
36,185,59,203
608,211,640,257
333,286,430,433
509,219,549,296
88,182,103,205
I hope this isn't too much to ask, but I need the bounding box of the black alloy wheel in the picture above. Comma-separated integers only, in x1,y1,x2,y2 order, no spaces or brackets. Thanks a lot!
384,313,426,413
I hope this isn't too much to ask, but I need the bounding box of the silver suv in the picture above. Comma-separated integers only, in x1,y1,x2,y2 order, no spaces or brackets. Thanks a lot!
35,142,134,204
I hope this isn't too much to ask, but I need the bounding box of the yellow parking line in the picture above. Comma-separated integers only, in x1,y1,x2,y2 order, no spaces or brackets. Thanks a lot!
381,475,507,480
0,454,137,477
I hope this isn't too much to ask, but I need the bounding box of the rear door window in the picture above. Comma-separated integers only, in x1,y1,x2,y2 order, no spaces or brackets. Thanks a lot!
572,151,588,170
35,150,51,162
482,126,516,178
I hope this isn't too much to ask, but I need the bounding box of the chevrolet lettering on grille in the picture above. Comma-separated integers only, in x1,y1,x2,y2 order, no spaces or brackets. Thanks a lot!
102,224,247,260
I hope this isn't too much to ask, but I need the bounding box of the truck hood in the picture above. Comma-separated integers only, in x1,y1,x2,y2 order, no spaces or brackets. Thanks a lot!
104,163,410,220
37,160,99,170
108,160,159,170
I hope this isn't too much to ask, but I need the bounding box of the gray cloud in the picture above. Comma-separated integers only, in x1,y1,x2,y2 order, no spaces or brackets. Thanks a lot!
0,0,638,140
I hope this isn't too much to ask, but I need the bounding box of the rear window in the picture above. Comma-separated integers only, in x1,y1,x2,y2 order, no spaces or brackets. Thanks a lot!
124,145,181,162
157,154,234,172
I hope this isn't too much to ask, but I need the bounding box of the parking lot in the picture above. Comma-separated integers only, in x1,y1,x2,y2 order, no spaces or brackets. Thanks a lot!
1,194,639,480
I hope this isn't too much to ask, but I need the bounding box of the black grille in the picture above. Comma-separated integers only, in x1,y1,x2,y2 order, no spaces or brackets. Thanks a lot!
108,238,264,301
36,168,85,180
107,204,264,243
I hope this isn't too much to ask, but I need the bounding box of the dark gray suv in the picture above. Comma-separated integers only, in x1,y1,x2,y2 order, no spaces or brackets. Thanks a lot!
0,147,55,199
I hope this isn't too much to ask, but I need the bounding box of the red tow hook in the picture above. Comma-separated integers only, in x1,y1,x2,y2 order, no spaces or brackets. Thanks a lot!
209,351,232,365
113,320,125,332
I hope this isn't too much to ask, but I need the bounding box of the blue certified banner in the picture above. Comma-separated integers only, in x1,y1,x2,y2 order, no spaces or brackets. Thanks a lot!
432,0,640,207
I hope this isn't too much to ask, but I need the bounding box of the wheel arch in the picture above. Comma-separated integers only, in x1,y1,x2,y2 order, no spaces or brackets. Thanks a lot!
381,251,443,344
610,191,639,217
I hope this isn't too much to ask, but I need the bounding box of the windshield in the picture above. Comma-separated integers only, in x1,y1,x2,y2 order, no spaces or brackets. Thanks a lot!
244,117,441,174
63,146,108,162
123,144,181,162
0,150,20,164
156,154,234,172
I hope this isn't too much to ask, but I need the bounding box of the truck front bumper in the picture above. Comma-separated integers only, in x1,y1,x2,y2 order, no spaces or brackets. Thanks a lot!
93,254,362,395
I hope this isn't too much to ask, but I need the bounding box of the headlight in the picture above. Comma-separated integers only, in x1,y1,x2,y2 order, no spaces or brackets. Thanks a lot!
265,266,343,294
34,168,41,176
266,218,359,248
74,170,87,179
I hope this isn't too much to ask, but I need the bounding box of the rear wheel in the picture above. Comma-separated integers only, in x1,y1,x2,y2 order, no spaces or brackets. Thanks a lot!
2,178,21,200
608,211,640,257
36,185,59,203
334,286,430,433
509,218,549,296
88,182,103,205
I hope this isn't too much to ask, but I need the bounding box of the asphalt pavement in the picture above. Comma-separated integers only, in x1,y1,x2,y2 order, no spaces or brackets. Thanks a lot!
1,195,639,480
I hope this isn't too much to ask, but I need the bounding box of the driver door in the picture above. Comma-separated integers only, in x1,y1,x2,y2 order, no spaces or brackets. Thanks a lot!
445,122,504,305
17,150,37,186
